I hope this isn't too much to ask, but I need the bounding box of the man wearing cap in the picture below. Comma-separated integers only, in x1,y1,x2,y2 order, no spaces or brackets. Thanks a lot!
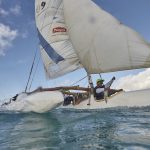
94,79,105,100
94,77,123,100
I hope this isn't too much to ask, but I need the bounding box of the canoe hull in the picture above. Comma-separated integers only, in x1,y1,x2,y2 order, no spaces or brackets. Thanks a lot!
59,89,150,110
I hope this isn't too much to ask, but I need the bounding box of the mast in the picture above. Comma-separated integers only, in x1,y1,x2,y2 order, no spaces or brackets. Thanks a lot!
87,73,94,105
25,49,37,92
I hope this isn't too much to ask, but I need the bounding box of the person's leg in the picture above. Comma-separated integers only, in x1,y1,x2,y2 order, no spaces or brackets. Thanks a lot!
108,89,123,96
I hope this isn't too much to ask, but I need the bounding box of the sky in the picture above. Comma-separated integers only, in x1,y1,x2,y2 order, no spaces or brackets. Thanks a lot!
0,0,150,100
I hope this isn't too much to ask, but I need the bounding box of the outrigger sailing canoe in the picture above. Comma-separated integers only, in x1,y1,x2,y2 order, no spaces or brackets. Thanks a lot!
1,0,150,113
1,87,150,113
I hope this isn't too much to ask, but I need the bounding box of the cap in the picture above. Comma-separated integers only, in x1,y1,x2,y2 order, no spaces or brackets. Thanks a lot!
96,79,104,83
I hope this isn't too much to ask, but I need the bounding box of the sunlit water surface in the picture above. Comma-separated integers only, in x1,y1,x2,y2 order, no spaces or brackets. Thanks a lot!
0,107,150,150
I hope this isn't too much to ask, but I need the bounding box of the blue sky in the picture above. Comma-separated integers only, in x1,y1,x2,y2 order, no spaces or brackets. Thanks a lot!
0,0,150,100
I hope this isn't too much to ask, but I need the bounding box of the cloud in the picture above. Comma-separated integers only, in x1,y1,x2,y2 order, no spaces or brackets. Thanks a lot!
0,8,9,16
21,30,28,38
17,59,27,64
0,4,21,17
53,79,74,87
10,5,21,15
59,79,74,86
0,23,18,56
115,69,150,91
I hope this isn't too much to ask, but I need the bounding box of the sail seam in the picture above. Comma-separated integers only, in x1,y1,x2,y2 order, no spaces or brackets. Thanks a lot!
62,1,82,65
124,26,133,70
91,24,105,73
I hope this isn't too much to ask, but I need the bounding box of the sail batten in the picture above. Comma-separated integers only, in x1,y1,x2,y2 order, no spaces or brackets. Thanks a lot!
63,0,150,74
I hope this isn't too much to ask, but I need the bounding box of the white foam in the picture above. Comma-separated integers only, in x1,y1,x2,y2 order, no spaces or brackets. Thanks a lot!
0,91,64,113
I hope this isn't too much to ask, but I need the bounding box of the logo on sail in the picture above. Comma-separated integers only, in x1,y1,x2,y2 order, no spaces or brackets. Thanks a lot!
53,27,67,33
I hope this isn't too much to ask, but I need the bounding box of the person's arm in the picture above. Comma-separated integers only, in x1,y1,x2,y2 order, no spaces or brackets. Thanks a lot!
105,77,116,89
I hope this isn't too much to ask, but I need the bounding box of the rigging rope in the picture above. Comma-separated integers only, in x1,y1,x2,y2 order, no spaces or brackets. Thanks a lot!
28,56,40,92
71,75,88,86
25,49,38,92
99,73,102,79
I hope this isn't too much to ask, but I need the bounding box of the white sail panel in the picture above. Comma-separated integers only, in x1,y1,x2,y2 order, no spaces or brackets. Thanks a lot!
35,0,81,79
40,42,81,79
63,0,150,73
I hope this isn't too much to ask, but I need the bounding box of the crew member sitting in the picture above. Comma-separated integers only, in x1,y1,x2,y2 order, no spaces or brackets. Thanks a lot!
94,79,105,100
94,77,123,100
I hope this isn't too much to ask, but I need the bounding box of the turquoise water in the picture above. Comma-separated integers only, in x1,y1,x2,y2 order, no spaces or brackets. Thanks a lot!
0,107,150,150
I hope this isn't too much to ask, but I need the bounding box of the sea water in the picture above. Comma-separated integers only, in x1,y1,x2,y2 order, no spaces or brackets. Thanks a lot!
0,107,150,150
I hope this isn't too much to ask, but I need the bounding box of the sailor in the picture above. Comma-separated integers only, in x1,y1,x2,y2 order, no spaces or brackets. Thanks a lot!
94,79,105,100
94,77,123,100
1,94,19,106
63,90,74,106
11,94,18,101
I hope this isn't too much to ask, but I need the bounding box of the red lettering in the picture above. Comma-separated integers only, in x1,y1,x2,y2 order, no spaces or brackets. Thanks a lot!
53,27,67,33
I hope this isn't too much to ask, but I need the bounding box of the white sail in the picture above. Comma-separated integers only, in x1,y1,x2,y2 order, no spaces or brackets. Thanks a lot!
35,0,81,79
63,0,150,74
